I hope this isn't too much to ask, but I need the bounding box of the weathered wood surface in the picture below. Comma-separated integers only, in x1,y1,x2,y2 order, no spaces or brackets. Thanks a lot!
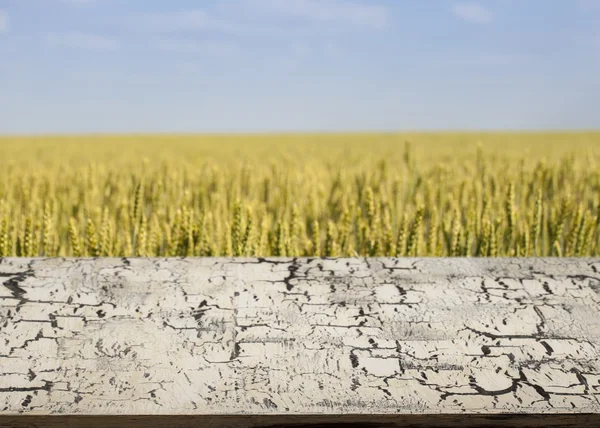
1,257,600,427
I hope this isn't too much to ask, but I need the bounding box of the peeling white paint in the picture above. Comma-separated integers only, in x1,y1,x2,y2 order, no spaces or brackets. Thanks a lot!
0,257,599,418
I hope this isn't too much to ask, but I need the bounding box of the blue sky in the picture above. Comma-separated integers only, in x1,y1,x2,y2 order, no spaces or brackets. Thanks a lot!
0,0,599,134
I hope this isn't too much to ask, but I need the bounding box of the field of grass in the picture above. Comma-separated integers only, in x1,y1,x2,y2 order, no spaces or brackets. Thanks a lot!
0,132,599,257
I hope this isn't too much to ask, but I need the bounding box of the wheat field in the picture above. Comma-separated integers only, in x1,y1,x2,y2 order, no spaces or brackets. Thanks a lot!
0,132,599,257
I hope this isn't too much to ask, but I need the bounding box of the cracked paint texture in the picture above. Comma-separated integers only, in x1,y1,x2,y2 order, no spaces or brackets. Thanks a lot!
0,257,599,416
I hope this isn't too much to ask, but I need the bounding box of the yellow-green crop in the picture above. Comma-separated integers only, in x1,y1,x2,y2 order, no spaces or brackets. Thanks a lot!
0,132,599,257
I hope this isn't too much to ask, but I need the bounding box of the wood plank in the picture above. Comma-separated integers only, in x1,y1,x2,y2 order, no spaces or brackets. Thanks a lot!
1,414,599,428
1,258,599,427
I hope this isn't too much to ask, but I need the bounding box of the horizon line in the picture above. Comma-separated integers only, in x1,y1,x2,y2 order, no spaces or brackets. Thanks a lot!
2,129,600,138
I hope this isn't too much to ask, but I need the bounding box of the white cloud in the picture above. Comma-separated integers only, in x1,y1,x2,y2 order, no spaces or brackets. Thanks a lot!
452,2,493,24
244,0,389,29
140,10,239,33
136,1,388,37
0,10,8,32
157,39,238,56
44,32,120,50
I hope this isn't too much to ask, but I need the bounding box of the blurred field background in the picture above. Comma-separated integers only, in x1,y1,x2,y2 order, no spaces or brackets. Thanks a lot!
0,132,599,257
